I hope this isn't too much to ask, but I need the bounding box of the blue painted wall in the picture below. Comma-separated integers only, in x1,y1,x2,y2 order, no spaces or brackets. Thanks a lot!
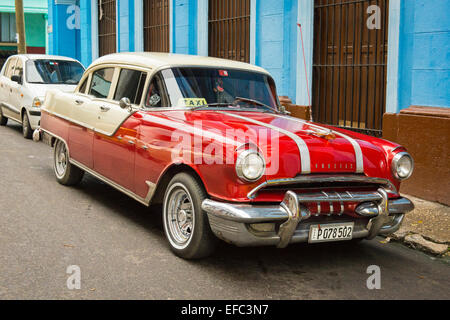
398,0,450,109
172,0,197,54
48,3,80,61
254,0,297,98
79,0,92,67
118,0,136,52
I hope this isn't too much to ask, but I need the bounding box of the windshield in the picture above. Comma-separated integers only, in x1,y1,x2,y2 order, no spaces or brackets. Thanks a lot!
26,59,85,84
159,67,279,111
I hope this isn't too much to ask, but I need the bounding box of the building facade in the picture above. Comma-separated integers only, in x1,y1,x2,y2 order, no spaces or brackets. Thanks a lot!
0,0,48,66
47,0,450,204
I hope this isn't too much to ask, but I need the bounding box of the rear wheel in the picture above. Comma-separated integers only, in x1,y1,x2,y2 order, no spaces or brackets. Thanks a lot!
0,108,7,126
162,173,216,259
53,140,84,186
22,112,32,139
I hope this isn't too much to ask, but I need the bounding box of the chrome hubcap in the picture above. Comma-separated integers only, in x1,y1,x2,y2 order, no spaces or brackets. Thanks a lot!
166,184,194,247
55,142,67,178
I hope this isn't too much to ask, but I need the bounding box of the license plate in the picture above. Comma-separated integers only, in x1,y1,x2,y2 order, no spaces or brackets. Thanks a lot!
308,222,354,243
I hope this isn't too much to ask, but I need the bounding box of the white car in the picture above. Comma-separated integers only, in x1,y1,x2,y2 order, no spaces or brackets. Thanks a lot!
0,54,84,138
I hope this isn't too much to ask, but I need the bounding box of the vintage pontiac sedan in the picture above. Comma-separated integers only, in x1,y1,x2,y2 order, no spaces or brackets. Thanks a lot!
35,52,414,259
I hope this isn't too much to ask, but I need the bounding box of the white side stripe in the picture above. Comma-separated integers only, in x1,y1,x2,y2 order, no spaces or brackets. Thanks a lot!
271,114,364,173
219,111,311,174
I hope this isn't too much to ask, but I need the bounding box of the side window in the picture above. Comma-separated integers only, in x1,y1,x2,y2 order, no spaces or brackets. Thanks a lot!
78,76,89,94
2,59,11,76
5,57,16,78
88,67,114,99
145,73,166,108
113,69,147,105
13,59,23,77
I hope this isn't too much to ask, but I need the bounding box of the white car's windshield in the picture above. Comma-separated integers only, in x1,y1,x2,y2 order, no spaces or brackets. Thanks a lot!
158,67,279,112
26,59,84,84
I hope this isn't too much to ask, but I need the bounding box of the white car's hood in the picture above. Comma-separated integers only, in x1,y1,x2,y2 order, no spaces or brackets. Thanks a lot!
27,83,77,99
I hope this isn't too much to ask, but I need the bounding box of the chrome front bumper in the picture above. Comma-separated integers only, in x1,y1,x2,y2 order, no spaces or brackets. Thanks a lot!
202,188,414,247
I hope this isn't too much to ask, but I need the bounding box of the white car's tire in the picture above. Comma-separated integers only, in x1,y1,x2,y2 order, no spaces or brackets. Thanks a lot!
22,112,32,139
53,140,84,186
0,108,7,126
162,173,216,259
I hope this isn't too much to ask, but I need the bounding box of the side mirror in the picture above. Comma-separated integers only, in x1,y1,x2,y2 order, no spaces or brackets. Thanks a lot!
11,75,22,84
119,97,132,111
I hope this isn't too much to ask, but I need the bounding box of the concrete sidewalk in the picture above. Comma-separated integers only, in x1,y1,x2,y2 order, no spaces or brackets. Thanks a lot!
386,195,449,256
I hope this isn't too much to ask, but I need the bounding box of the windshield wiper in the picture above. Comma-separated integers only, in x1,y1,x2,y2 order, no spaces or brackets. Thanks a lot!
233,97,279,113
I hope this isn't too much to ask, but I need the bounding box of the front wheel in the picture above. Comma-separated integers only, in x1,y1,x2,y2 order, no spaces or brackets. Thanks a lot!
162,173,217,259
53,140,84,186
22,112,32,139
0,108,7,126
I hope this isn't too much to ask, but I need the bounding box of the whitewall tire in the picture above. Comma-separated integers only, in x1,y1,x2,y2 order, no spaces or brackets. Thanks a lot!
163,173,216,259
53,140,84,186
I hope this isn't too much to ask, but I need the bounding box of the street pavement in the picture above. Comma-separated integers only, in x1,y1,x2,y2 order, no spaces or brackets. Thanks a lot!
0,122,449,300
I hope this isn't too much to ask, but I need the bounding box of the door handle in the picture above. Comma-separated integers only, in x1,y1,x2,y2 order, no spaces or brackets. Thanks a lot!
128,140,135,145
100,105,110,112
75,99,84,105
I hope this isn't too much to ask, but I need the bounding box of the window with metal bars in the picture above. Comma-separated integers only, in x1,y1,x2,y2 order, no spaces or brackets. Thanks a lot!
312,0,389,137
144,0,170,52
208,0,250,63
98,0,117,57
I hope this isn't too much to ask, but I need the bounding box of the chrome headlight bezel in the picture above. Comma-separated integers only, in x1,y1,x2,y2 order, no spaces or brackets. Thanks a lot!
235,149,266,183
391,152,414,180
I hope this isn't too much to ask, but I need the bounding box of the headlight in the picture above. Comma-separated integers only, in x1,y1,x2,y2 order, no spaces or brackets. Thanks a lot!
32,97,42,108
392,152,414,180
235,149,265,182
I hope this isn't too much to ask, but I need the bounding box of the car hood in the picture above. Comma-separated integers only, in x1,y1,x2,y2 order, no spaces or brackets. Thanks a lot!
152,109,392,180
26,83,77,99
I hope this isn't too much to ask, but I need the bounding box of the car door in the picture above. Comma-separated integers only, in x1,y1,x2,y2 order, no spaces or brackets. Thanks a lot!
92,67,147,192
0,57,17,119
67,72,98,169
0,58,13,108
8,57,24,122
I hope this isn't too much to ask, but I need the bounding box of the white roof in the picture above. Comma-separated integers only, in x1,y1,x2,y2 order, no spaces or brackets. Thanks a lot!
89,52,271,75
15,54,80,62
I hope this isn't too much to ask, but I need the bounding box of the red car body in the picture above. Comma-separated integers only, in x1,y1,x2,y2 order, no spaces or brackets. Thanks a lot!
36,53,414,257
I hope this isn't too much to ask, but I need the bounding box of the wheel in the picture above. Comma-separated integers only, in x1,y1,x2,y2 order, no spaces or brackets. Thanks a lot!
22,112,32,139
0,108,7,126
53,140,84,186
162,172,217,259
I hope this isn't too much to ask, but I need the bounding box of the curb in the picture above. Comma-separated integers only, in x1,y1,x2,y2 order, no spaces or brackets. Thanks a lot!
383,231,449,256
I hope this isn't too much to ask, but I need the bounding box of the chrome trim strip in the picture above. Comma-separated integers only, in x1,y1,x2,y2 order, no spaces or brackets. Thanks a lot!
271,114,364,173
217,111,311,174
70,159,155,206
42,109,135,137
247,174,397,199
297,190,382,203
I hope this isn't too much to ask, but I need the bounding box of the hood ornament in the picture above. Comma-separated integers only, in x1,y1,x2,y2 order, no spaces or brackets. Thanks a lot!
306,127,336,140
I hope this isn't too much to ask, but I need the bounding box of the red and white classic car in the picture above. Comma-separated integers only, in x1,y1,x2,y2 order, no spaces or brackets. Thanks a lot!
35,52,414,259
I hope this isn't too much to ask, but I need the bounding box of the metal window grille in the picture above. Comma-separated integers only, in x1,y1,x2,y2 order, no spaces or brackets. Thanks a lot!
312,0,389,137
208,0,250,63
144,0,170,52
98,0,117,57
